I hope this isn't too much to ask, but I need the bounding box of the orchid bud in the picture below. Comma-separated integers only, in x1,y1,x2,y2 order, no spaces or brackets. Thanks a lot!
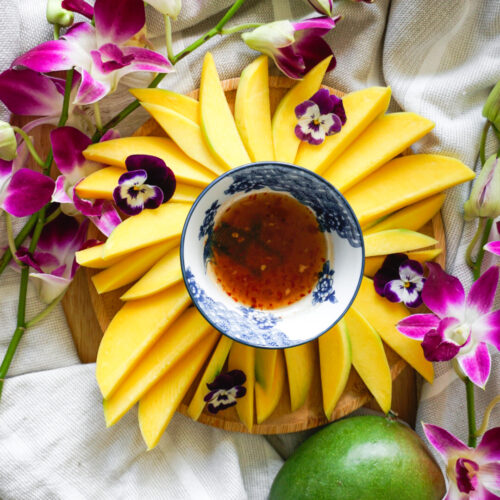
0,121,17,161
305,0,334,16
464,154,500,220
46,0,74,27
483,80,500,133
145,0,182,19
242,21,296,57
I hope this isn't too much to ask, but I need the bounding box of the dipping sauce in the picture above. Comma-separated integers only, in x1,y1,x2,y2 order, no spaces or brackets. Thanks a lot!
210,192,327,310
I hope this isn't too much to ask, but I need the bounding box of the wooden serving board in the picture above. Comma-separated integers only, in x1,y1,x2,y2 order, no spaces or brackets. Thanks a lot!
62,77,446,434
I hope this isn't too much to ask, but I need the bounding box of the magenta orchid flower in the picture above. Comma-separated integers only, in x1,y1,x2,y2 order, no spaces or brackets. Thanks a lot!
295,88,346,145
397,263,500,387
423,423,500,500
242,17,340,79
61,0,94,19
484,221,500,256
13,0,173,105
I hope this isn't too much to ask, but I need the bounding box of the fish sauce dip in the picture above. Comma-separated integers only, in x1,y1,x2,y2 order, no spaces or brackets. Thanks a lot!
210,192,328,310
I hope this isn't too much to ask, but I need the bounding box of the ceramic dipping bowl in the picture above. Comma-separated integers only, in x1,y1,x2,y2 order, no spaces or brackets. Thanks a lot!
180,162,364,349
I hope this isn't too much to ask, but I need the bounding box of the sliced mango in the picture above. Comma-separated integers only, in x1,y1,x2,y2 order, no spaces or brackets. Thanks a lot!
295,87,391,173
103,307,214,426
345,308,392,414
172,183,203,203
284,341,316,412
272,57,332,164
235,55,274,162
318,320,351,420
255,350,285,424
187,335,233,421
345,154,474,226
364,229,437,257
75,243,120,269
200,52,251,169
96,282,191,399
228,342,255,430
353,277,434,382
255,348,278,390
322,112,434,192
75,167,123,200
83,136,215,188
138,330,220,450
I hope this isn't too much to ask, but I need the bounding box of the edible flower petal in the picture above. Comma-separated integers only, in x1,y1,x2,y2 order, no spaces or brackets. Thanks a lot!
62,0,94,19
484,221,500,256
204,370,247,414
305,0,334,16
0,121,17,161
46,0,74,27
145,0,182,19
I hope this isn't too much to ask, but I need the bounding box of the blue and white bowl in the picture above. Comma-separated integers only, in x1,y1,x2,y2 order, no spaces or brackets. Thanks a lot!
180,162,364,349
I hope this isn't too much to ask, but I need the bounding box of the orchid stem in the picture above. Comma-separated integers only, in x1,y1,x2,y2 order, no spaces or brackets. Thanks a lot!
11,127,45,168
94,102,103,132
164,15,175,62
57,69,74,130
5,213,24,267
475,394,500,438
43,207,61,226
479,120,491,166
220,23,262,35
465,378,477,447
473,218,493,280
25,292,65,329
54,24,60,40
465,218,486,269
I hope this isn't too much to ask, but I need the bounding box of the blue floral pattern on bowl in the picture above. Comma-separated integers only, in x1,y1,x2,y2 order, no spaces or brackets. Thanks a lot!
312,261,337,305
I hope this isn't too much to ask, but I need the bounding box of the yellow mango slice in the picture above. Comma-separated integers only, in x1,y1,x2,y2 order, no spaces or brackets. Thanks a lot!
295,87,391,173
235,56,274,162
96,282,191,399
318,320,351,420
322,112,435,192
187,335,233,421
228,342,255,430
364,248,442,278
354,277,434,382
141,103,226,176
363,193,445,235
171,183,203,203
83,136,215,188
284,341,316,412
138,330,220,449
254,348,277,390
130,88,199,122
255,350,285,424
345,308,392,414
75,166,123,200
103,202,191,260
92,238,179,294
75,243,120,269
272,57,332,164
200,52,251,169
120,246,182,301
364,229,437,257
345,154,474,226
103,307,214,426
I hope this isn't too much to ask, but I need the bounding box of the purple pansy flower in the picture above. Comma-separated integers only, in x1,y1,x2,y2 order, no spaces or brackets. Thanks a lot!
295,88,346,145
242,17,340,79
484,221,500,257
423,423,500,500
113,154,176,216
373,253,426,308
204,370,247,414
397,263,500,387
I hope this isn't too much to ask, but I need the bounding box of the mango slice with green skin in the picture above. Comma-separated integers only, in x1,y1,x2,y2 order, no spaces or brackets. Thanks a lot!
295,86,391,173
75,243,119,269
345,308,392,414
200,52,251,169
272,56,332,164
284,341,316,412
103,307,214,426
255,348,277,390
353,277,434,382
138,330,220,450
322,112,435,192
235,55,274,162
345,154,474,226
187,335,233,421
96,281,192,399
318,320,351,420
102,202,191,261
83,136,216,188
228,342,255,430
255,350,285,424
364,229,437,257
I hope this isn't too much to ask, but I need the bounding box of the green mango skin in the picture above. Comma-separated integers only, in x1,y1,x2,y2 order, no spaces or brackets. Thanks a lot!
270,415,446,500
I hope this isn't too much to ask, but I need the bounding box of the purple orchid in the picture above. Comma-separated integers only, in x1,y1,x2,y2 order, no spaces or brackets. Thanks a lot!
242,17,340,79
423,423,500,500
295,88,346,145
13,0,173,105
306,0,334,16
397,263,500,387
204,370,247,414
61,0,94,19
374,253,426,308
484,221,500,257
113,154,176,216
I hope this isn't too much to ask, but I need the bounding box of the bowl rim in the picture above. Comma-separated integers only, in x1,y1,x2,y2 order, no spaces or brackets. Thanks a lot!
180,161,365,349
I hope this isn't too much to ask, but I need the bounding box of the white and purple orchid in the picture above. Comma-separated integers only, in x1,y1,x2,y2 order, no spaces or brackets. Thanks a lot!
204,370,247,414
306,0,334,16
484,221,500,257
295,88,346,145
113,154,176,216
145,0,182,18
397,263,500,387
423,423,500,500
242,17,340,79
13,0,173,105
61,0,94,19
0,121,17,161
46,0,74,27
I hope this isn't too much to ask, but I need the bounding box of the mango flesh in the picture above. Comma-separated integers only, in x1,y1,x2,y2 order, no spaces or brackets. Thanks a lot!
270,415,446,500
284,341,316,412
254,348,278,390
255,350,285,424
364,229,437,257
75,243,120,269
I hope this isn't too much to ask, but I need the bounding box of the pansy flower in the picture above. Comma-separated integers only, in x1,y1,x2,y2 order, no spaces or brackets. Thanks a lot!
113,154,176,216
204,370,247,414
295,88,346,145
374,253,425,308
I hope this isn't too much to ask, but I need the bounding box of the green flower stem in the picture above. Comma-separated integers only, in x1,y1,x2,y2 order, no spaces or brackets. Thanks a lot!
11,127,45,167
466,378,477,447
25,291,65,329
54,24,61,40
479,120,491,166
57,68,74,130
164,15,175,62
465,218,485,269
220,22,262,35
94,102,103,131
473,217,493,280
5,213,23,267
43,206,61,226
475,394,500,438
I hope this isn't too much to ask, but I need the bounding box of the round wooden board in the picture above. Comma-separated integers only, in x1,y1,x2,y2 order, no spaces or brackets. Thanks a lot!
63,77,446,434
